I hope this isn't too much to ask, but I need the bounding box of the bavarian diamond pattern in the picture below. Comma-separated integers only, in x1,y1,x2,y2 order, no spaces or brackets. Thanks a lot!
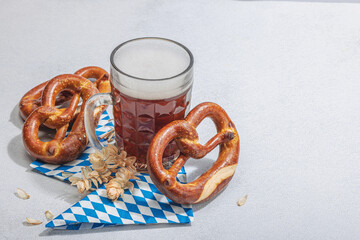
29,110,194,229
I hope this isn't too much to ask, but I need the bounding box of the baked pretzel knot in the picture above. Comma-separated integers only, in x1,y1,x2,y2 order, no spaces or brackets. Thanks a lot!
21,67,110,164
147,102,240,204
19,66,109,121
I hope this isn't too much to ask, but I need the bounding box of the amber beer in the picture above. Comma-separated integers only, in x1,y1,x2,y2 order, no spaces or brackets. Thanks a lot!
112,87,191,168
85,38,194,170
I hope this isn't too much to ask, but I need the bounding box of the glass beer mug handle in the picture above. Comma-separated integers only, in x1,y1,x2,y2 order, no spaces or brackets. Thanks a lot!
84,93,113,150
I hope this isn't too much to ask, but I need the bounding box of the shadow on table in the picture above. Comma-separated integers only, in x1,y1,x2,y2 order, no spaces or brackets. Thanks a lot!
8,103,36,169
182,156,229,212
9,103,23,130
8,103,34,168
237,0,360,3
8,104,56,168
7,134,34,169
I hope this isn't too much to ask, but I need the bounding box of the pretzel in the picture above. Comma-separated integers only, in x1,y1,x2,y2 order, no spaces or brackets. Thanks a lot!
22,68,110,164
19,81,73,121
147,102,240,204
19,66,110,123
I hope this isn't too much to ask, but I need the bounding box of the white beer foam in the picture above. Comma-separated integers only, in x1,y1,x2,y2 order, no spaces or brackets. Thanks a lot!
111,38,193,100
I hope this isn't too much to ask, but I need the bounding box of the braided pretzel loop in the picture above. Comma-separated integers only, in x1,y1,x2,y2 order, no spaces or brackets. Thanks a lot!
22,68,110,165
19,66,110,123
147,102,240,204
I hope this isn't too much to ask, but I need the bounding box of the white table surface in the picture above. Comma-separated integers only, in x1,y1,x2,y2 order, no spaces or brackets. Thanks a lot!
1,0,360,239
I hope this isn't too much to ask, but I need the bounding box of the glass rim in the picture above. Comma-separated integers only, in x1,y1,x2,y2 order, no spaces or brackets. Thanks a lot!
110,37,194,81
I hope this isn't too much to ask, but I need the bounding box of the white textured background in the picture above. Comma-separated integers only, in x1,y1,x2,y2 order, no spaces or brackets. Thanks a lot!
1,0,360,239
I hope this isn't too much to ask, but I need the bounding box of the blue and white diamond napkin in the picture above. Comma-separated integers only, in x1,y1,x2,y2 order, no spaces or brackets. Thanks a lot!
30,110,194,229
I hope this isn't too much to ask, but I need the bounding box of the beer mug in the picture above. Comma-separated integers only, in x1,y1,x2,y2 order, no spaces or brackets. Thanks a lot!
84,37,194,170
